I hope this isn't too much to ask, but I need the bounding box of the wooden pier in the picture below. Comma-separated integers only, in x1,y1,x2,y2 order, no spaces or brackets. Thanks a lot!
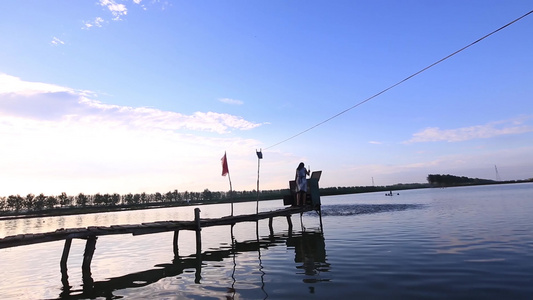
63,226,325,298
0,205,319,274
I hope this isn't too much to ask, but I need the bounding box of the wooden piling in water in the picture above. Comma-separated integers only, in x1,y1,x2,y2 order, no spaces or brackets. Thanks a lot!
82,236,97,272
60,238,72,271
173,231,179,257
194,208,202,256
286,215,293,232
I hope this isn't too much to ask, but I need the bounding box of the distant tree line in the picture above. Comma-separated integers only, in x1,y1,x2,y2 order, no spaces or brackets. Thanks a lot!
426,174,533,187
1,175,531,216
426,174,496,187
319,183,430,196
0,188,293,216
0,183,424,216
0,181,430,216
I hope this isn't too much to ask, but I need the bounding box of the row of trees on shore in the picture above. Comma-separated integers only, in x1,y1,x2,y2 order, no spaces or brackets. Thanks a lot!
1,175,531,216
0,182,442,215
0,188,290,215
427,174,498,186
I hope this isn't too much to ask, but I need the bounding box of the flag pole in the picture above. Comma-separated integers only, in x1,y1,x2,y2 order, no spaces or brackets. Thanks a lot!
228,171,233,216
255,149,263,215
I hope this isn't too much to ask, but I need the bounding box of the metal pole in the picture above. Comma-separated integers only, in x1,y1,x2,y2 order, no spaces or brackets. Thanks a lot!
256,157,260,214
255,149,263,214
228,172,233,216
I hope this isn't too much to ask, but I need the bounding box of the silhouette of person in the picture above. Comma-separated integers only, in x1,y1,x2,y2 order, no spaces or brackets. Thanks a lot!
295,162,310,206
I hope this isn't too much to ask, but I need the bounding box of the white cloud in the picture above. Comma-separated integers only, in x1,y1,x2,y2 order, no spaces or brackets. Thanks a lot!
219,98,244,105
0,74,266,195
405,118,533,143
0,73,70,95
0,74,261,133
100,0,128,21
82,1,164,29
84,17,105,29
51,37,65,46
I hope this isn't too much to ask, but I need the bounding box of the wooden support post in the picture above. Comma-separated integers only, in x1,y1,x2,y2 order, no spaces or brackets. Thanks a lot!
255,220,260,241
194,207,202,283
60,238,72,271
173,230,179,257
194,208,201,231
194,208,202,255
318,206,324,234
60,238,72,293
286,215,293,232
81,236,97,293
82,236,97,271
195,251,202,284
268,217,274,236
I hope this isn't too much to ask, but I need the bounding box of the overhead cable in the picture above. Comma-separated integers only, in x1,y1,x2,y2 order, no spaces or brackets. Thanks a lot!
264,9,533,150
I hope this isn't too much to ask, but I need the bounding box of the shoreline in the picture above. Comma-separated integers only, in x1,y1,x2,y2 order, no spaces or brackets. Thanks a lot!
1,181,530,221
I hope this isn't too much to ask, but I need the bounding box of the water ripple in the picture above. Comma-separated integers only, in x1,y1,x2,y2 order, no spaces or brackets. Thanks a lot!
318,203,423,216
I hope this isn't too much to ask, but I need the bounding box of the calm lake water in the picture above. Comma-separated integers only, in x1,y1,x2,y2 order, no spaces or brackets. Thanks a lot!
1,183,532,299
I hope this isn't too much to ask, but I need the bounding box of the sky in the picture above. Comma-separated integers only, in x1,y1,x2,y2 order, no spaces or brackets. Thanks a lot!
0,1,532,197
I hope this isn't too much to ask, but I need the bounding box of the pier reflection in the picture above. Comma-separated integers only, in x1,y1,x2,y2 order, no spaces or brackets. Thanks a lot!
287,230,330,285
56,225,329,299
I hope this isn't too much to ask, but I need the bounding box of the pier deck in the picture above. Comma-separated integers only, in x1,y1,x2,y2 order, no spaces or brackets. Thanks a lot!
0,205,315,249
0,204,321,296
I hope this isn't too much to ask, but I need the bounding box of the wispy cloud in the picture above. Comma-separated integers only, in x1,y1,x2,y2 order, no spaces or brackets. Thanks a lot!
84,0,151,29
405,118,533,143
84,17,105,29
219,98,244,105
99,0,128,20
79,0,168,30
0,74,264,195
0,73,71,95
50,37,65,46
0,74,262,133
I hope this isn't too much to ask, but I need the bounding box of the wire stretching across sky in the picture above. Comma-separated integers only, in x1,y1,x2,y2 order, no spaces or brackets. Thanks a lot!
264,9,533,151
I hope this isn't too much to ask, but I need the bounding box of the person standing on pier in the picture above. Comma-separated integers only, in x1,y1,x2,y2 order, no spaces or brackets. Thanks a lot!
295,162,310,206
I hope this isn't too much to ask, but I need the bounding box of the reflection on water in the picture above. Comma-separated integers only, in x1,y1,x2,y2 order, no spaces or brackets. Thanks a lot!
55,224,329,299
287,230,330,285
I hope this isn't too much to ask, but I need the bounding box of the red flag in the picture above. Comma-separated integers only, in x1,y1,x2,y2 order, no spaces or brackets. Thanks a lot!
221,152,229,176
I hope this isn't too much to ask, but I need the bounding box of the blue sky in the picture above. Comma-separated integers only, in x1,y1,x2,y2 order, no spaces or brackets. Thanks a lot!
1,1,532,196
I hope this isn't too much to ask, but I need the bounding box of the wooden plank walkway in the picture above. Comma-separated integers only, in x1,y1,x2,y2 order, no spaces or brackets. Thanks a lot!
1,204,322,297
0,205,314,249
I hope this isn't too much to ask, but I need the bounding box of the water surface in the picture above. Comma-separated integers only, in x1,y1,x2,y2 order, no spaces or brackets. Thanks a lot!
1,183,532,299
